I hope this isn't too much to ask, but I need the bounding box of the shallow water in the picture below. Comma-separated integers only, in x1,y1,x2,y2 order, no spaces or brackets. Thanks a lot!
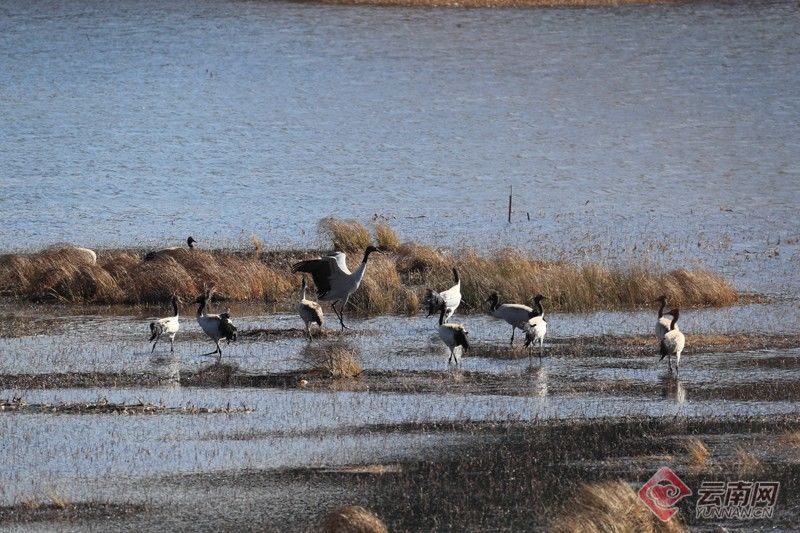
1,0,799,297
2,305,800,507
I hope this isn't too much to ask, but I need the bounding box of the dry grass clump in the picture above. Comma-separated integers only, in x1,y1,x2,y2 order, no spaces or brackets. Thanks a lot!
349,255,404,316
302,345,363,379
373,222,401,251
0,248,123,303
686,438,710,471
550,481,686,533
0,248,295,305
320,505,387,533
734,446,762,473
777,431,800,447
319,217,371,253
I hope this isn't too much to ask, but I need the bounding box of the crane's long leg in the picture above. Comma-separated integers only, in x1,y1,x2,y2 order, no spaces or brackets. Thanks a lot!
539,337,544,362
200,341,221,359
510,326,516,346
151,339,159,353
331,301,346,332
339,296,350,330
170,336,175,353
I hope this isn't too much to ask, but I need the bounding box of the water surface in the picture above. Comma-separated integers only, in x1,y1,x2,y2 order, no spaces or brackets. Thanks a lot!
1,0,799,295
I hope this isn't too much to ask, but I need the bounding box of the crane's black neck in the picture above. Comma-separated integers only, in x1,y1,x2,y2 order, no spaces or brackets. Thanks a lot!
361,247,377,264
658,300,666,318
452,268,460,284
534,296,545,316
670,309,680,330
172,296,179,317
487,293,500,312
439,306,446,326
196,298,206,316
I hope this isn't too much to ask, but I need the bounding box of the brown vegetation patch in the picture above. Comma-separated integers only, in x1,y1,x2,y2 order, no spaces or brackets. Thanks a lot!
550,480,686,533
685,438,711,471
300,344,364,378
319,217,372,253
320,505,388,533
0,218,739,315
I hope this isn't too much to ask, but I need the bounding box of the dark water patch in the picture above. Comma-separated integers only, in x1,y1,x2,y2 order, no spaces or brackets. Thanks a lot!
154,415,800,531
478,333,800,360
0,397,253,415
238,327,378,340
0,502,146,525
0,371,169,390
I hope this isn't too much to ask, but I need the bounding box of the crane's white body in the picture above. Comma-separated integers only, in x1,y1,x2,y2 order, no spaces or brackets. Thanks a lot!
492,304,534,329
438,307,469,366
524,315,547,362
659,309,686,373
149,296,180,353
425,268,461,322
656,317,674,339
655,297,679,340
487,293,546,346
298,278,324,340
195,290,237,362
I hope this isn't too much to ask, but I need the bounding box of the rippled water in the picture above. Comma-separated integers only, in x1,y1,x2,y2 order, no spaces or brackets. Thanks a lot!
2,0,799,295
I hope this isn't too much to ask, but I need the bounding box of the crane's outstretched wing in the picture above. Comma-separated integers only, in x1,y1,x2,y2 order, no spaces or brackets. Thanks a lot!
292,256,345,298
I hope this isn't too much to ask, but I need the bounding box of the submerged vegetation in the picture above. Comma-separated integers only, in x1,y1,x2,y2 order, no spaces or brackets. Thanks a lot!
0,218,738,314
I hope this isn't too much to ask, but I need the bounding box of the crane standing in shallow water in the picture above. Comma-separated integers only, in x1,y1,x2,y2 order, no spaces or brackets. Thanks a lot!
655,295,677,340
660,308,686,374
195,287,237,363
437,306,470,366
424,267,462,323
523,295,548,363
487,292,544,346
291,246,382,331
297,276,324,340
148,295,180,353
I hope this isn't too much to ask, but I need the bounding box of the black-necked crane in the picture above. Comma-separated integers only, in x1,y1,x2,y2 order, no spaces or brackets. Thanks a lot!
659,308,686,373
291,246,382,331
437,306,469,366
148,295,181,353
655,295,677,340
424,267,461,322
298,276,324,340
145,236,196,261
523,295,548,362
487,291,545,345
195,287,237,363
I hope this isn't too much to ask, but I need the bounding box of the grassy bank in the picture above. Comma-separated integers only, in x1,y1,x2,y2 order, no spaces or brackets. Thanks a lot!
0,218,737,315
305,0,696,7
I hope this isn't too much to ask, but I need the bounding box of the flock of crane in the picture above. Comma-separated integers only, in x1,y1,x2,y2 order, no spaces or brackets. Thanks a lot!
145,241,687,373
